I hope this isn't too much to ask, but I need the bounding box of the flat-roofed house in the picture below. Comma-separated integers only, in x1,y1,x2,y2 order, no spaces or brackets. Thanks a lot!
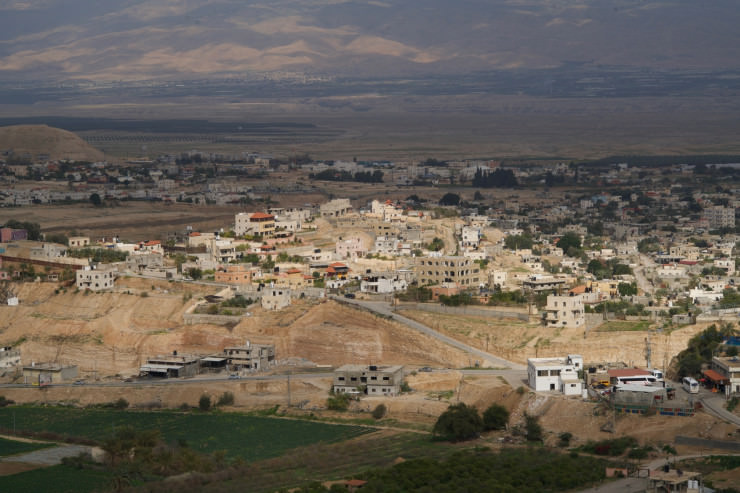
333,364,405,396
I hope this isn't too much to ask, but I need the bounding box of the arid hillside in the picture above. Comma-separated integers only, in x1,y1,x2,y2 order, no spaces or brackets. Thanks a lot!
0,124,104,162
0,278,471,378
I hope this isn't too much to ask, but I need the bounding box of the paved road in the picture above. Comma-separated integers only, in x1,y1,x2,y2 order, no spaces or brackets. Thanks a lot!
0,371,331,389
700,393,740,426
335,296,526,371
2,444,92,465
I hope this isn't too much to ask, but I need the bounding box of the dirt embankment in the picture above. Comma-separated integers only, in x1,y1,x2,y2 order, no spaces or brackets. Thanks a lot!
0,281,472,378
400,309,707,367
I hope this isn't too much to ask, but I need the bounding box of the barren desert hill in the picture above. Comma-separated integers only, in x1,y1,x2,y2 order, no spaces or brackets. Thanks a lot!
0,279,472,378
0,124,105,162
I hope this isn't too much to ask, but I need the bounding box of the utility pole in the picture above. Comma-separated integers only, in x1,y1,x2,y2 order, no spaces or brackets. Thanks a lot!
645,331,652,369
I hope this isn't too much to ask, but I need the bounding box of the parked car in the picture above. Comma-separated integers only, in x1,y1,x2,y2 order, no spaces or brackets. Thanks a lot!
73,380,85,385
344,293,356,299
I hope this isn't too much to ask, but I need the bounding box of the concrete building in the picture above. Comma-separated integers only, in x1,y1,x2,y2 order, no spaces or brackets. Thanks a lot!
23,363,78,385
522,275,567,293
126,252,164,272
415,256,481,287
76,266,115,291
711,356,740,395
333,364,405,396
360,274,408,294
320,198,353,218
336,236,367,259
0,346,20,368
68,237,90,248
30,243,67,260
543,293,585,328
140,353,200,378
705,205,735,229
215,264,254,285
527,355,583,395
261,287,291,310
235,212,276,237
223,342,275,371
0,228,27,243
461,226,481,248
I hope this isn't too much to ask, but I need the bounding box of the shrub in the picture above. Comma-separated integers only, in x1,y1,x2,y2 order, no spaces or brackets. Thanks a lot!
0,396,15,407
113,398,129,410
433,403,483,442
327,392,351,411
558,432,573,448
140,291,149,298
371,404,387,420
482,404,509,431
216,392,235,407
524,413,543,443
199,394,212,412
516,386,526,395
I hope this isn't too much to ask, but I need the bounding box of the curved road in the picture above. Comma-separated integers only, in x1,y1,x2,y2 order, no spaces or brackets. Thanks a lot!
334,296,526,371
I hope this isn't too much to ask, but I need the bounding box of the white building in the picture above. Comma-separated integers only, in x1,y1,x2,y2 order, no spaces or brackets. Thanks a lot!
543,293,585,328
336,236,367,259
261,287,291,311
527,355,583,395
461,227,481,248
361,274,408,294
76,266,115,291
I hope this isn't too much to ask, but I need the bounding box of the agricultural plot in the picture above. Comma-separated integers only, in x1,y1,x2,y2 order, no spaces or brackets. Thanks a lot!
0,464,112,493
0,407,371,462
0,436,54,457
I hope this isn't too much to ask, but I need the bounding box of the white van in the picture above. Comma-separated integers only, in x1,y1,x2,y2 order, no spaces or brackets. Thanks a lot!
649,369,664,382
682,377,699,394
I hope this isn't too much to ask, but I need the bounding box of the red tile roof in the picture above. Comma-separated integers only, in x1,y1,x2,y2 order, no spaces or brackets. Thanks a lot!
189,232,201,237
144,240,161,246
702,369,728,383
250,212,274,220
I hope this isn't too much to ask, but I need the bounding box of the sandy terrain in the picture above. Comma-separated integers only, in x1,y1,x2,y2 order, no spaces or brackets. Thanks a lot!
400,309,706,369
0,279,472,378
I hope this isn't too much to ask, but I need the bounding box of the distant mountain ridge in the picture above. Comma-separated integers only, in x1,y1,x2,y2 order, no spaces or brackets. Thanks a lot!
0,0,737,81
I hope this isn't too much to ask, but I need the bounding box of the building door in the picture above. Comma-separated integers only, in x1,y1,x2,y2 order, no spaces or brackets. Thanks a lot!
550,383,555,390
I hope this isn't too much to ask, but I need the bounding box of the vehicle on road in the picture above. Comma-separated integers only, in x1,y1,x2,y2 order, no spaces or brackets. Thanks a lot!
344,293,356,299
228,374,241,380
73,380,85,385
682,376,699,394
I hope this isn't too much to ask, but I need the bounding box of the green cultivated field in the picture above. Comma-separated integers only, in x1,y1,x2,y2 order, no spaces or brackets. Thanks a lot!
0,436,54,457
0,407,371,461
0,464,112,493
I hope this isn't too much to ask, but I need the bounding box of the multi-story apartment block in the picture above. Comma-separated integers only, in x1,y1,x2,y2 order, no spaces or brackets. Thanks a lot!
414,256,480,287
543,293,585,328
705,206,735,229
235,212,276,237
76,267,115,292
223,342,275,371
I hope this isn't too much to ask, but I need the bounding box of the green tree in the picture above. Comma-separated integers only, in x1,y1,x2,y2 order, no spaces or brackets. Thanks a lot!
438,193,460,206
371,403,387,420
433,403,483,442
557,232,581,252
482,404,509,431
198,394,212,411
524,413,543,442
186,267,203,280
618,282,638,296
504,234,533,251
